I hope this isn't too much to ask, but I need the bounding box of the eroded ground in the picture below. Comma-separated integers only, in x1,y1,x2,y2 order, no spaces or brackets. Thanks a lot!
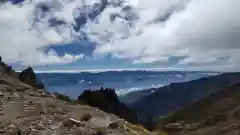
0,82,155,135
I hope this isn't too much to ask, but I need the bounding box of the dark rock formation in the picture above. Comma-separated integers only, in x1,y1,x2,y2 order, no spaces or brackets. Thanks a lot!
4,65,13,73
0,58,19,78
77,88,139,123
19,67,44,89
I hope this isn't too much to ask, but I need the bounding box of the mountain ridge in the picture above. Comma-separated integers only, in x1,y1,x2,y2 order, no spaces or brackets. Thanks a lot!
132,72,240,119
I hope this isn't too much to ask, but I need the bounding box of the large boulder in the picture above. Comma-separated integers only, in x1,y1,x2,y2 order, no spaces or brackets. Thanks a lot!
19,67,44,89
78,88,139,123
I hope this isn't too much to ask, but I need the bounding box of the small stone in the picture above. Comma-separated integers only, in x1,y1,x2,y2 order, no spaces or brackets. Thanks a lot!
0,129,5,133
27,100,33,105
0,92,4,97
8,124,16,129
108,121,120,129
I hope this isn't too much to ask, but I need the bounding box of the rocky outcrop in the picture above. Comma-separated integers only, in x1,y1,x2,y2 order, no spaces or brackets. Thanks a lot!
78,88,139,124
19,67,44,89
0,57,19,78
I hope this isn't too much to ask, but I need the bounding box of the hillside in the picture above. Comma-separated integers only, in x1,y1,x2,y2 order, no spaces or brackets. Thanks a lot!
152,83,240,135
131,72,240,119
0,59,160,135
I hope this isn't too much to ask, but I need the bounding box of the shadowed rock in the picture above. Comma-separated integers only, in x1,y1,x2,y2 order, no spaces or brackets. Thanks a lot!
0,58,20,78
78,88,139,124
19,67,44,89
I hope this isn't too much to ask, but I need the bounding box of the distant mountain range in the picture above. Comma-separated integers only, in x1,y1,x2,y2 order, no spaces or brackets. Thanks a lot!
37,71,215,99
130,72,240,120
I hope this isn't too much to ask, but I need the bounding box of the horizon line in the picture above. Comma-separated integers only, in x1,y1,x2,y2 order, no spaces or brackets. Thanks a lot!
29,68,222,73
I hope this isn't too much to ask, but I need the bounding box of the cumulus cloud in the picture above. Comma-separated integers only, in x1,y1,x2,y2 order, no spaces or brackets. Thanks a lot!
89,0,240,71
0,0,240,71
20,49,84,66
0,0,83,66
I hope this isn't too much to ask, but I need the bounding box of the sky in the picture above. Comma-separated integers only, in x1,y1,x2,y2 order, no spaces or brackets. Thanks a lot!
0,0,239,72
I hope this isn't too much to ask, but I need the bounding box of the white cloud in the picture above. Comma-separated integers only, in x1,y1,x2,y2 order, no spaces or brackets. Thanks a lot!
0,0,83,66
87,0,240,71
20,49,84,66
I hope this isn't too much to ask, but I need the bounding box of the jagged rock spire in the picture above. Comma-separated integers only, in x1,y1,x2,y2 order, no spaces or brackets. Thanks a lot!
19,66,44,89
78,88,139,123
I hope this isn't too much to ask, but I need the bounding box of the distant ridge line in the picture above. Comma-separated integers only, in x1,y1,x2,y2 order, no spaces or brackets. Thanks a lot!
32,69,220,74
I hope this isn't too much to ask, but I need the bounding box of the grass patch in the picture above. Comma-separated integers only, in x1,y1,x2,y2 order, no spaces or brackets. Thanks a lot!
48,103,58,109
126,123,151,135
80,113,92,121
94,127,108,135
152,130,168,135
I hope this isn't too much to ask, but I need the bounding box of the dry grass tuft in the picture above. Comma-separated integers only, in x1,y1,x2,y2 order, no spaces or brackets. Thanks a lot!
126,123,151,135
152,130,168,135
80,113,93,121
94,127,108,135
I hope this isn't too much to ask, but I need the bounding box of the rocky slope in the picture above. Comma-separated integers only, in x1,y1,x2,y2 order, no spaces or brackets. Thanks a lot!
0,59,161,135
151,82,240,135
